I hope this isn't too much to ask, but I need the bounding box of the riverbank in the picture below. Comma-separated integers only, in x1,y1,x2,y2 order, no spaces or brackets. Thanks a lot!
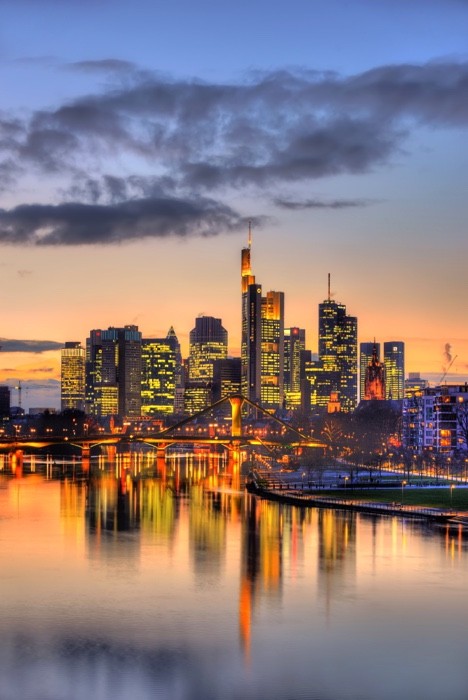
245,469,468,523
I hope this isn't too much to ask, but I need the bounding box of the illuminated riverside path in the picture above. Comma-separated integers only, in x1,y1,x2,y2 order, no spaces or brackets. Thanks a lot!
2,451,468,700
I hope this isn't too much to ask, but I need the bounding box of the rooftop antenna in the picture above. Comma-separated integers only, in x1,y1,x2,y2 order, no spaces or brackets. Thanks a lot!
248,219,252,249
328,273,331,302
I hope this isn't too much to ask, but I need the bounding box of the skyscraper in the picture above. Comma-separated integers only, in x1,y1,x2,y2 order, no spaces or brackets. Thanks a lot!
86,326,142,418
61,342,85,412
141,337,177,415
241,226,262,403
212,357,241,403
317,279,358,412
261,290,284,411
185,315,228,413
0,386,10,419
284,327,306,409
384,341,405,400
166,326,184,413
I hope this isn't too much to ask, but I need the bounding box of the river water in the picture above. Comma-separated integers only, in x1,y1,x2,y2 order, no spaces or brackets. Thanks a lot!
1,452,467,700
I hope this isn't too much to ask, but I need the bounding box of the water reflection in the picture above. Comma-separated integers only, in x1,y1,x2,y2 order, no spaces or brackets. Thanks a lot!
1,453,468,699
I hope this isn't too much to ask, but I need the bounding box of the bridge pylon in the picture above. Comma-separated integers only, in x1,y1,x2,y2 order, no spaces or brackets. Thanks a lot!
229,395,245,438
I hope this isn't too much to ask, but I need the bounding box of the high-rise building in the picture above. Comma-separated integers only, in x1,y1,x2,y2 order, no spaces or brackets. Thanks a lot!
61,342,85,412
384,341,405,400
141,337,177,415
185,315,228,413
261,290,284,411
86,326,142,418
165,326,184,413
0,386,10,418
241,229,262,403
284,327,306,409
318,281,358,412
212,357,241,403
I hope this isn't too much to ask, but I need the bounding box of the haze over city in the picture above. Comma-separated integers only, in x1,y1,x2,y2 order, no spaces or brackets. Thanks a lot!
1,0,468,409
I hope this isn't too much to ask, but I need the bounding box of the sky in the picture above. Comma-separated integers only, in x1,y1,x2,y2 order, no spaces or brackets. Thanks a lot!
1,0,468,409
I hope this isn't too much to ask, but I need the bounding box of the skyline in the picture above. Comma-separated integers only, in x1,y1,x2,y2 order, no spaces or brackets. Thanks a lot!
1,0,468,407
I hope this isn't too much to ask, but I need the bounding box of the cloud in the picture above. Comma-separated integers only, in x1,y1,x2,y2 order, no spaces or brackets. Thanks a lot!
66,59,138,75
17,269,33,277
273,197,373,210
0,339,63,353
0,197,260,245
1,59,468,240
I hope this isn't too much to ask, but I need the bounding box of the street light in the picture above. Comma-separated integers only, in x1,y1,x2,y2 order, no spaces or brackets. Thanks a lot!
401,480,407,505
450,484,455,510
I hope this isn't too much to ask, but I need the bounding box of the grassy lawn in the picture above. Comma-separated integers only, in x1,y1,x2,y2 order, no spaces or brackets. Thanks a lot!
317,487,468,511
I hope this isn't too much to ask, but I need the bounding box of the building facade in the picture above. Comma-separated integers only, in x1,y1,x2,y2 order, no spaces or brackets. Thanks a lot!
61,341,85,412
318,294,358,412
185,315,228,413
384,342,405,400
86,326,142,418
402,384,468,455
363,343,386,400
241,238,262,403
261,290,284,411
141,337,177,416
359,342,380,401
284,327,306,409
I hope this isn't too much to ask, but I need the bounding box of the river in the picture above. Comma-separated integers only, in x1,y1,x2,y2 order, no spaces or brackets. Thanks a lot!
0,452,467,700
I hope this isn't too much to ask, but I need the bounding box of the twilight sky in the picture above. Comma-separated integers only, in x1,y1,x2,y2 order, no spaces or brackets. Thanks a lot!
1,0,468,408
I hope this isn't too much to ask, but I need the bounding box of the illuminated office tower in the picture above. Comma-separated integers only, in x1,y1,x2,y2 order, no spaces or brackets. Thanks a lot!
261,291,284,410
185,315,228,413
318,279,358,412
241,226,262,403
384,341,405,400
359,341,381,401
61,341,85,411
86,325,142,418
141,338,177,415
284,327,306,408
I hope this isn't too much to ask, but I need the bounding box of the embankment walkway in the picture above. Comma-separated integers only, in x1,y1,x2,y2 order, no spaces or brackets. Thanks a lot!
246,475,456,523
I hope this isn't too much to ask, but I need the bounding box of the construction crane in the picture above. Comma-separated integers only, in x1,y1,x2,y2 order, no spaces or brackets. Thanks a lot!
439,355,458,384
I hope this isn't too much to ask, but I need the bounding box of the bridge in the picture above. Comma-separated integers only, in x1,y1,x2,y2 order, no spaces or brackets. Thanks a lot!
0,394,326,460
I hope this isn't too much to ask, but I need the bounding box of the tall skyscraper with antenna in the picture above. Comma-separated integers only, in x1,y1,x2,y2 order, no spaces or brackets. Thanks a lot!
241,222,261,402
317,275,358,412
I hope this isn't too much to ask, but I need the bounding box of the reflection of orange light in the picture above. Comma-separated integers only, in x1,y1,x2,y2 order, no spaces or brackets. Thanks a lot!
239,577,252,663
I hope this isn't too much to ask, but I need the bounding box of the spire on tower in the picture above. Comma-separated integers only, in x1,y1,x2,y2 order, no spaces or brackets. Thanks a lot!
327,273,331,302
248,219,252,249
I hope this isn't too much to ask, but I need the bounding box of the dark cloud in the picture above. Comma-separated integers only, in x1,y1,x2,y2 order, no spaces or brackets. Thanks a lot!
17,269,33,277
2,61,467,190
29,367,54,373
0,339,63,353
67,59,138,74
0,197,260,245
1,59,468,233
274,197,374,210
